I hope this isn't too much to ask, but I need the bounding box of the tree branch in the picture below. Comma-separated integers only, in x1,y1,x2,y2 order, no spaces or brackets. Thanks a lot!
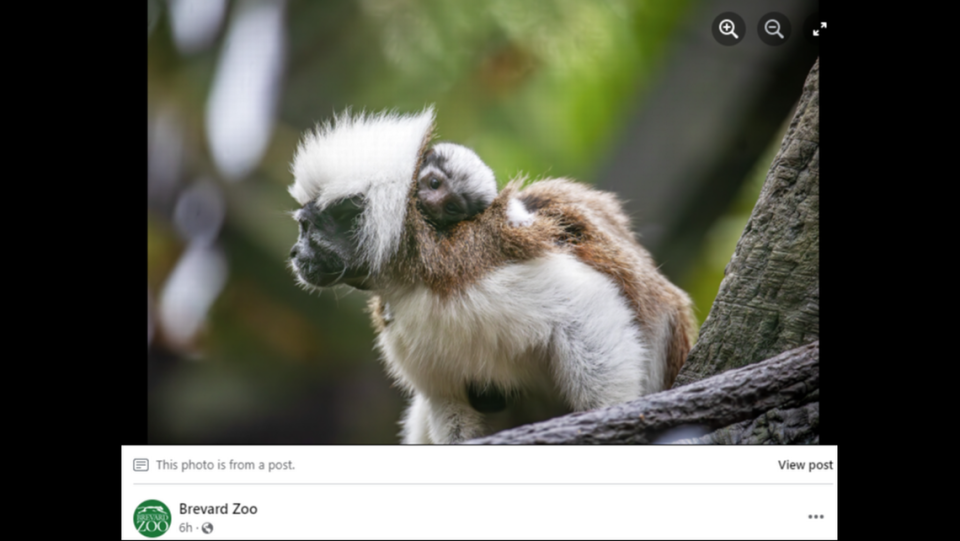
464,341,818,444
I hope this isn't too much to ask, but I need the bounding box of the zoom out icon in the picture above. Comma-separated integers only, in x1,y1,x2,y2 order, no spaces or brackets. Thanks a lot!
765,19,784,38
758,13,791,45
712,12,745,45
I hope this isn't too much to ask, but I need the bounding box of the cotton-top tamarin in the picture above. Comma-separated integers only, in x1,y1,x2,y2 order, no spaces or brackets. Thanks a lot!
288,107,696,443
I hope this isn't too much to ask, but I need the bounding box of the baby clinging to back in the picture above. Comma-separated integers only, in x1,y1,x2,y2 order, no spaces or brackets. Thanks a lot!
417,142,497,228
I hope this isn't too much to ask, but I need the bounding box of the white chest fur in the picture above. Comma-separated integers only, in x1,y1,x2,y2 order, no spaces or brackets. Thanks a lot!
376,251,653,408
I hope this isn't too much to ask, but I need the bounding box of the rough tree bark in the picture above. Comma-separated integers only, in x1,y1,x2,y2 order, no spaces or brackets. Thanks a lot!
465,58,820,445
466,342,818,444
674,60,820,387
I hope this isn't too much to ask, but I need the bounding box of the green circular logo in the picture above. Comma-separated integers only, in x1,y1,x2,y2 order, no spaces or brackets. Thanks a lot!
134,500,171,538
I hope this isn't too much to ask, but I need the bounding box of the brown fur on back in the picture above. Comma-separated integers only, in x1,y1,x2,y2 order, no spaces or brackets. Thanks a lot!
664,308,697,389
382,172,696,389
386,180,561,295
518,180,696,388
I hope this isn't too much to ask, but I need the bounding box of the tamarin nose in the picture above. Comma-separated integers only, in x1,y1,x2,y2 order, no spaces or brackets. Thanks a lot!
289,246,299,259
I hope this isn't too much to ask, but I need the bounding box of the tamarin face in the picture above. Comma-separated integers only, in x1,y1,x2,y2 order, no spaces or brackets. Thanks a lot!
417,169,479,227
417,143,497,229
289,196,371,290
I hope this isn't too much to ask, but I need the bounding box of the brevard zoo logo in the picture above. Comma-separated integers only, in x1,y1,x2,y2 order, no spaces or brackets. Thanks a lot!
134,500,172,538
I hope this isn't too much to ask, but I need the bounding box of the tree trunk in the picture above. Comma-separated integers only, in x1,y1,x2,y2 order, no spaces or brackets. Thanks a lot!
465,58,820,445
674,59,819,386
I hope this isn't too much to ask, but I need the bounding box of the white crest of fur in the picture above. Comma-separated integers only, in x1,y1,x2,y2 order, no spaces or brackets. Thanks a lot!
289,107,435,273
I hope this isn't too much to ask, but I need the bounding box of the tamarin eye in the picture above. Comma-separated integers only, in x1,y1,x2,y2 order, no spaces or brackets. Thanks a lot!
430,178,441,190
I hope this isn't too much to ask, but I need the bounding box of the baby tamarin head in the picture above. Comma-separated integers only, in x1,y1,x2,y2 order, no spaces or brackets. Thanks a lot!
417,142,497,228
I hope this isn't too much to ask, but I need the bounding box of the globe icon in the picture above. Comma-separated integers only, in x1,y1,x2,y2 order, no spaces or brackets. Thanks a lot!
202,523,214,534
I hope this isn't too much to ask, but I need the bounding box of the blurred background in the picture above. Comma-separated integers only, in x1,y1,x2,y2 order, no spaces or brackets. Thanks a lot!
147,0,819,443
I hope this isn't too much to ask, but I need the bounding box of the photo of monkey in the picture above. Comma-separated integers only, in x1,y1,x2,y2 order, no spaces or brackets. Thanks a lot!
288,108,696,442
148,0,819,445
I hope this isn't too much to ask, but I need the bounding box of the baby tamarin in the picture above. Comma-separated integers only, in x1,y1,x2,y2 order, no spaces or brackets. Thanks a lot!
417,142,497,228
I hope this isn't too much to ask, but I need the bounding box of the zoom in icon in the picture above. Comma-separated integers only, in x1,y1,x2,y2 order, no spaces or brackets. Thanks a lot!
758,13,791,45
713,12,745,46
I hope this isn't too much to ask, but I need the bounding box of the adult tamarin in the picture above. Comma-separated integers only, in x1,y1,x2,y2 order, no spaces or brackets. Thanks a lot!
288,107,697,443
